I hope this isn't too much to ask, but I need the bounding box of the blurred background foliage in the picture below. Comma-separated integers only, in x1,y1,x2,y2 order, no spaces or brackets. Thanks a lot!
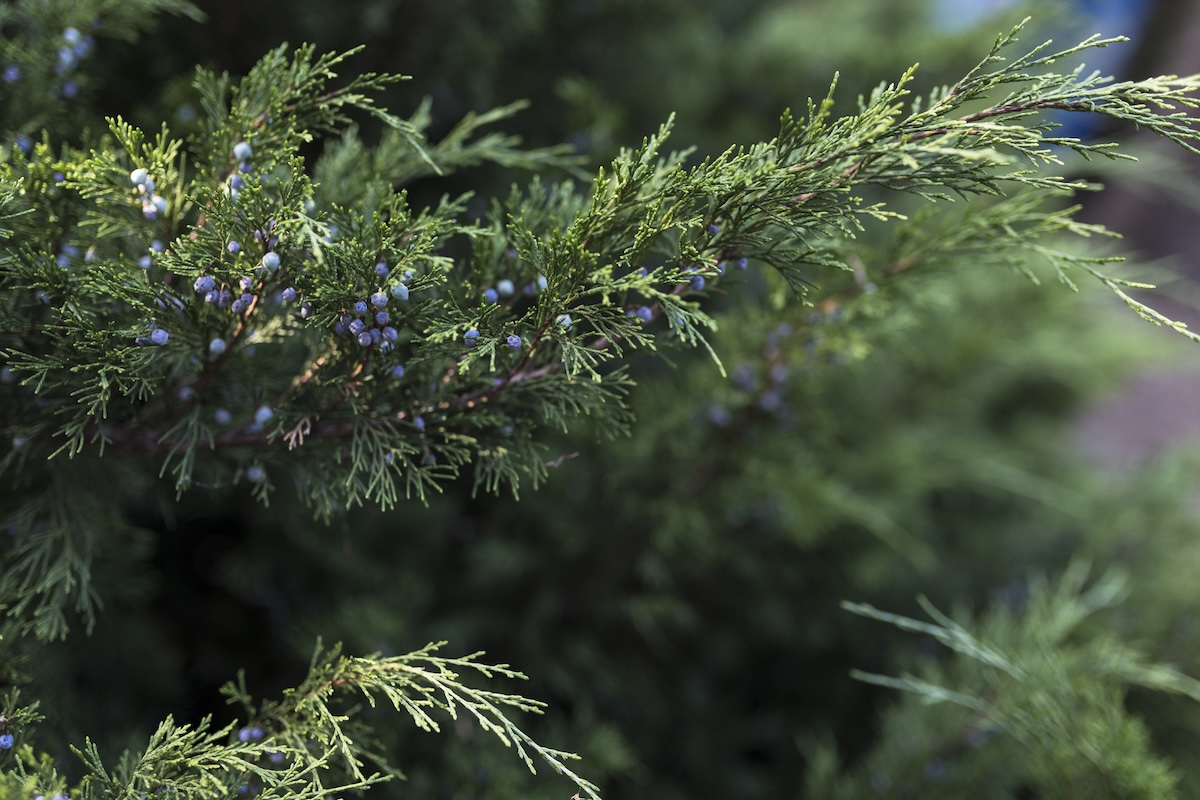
13,0,1200,798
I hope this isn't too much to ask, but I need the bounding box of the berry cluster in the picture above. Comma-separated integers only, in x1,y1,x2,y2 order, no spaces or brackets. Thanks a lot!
54,26,95,98
130,168,167,220
227,141,253,201
192,273,259,316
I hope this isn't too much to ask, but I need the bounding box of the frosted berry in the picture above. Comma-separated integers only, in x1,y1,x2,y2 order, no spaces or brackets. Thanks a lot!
690,275,705,291
0,733,13,749
244,466,265,483
214,408,232,425
130,168,148,186
414,415,425,430
483,288,498,304
3,65,19,83
356,331,372,347
633,305,653,323
506,334,521,349
374,311,389,326
299,302,314,318
62,81,78,99
381,326,398,342
281,287,297,303
391,364,406,379
706,223,719,235
348,319,365,336
209,338,227,356
261,252,280,271
374,260,390,278
233,141,253,161
464,328,480,345
230,298,246,315
496,279,514,297
227,241,241,254
63,27,82,45
370,292,387,309
368,328,382,345
254,405,274,426
151,240,164,252
390,283,410,301
353,300,368,316
204,290,219,304
149,328,169,345
138,255,152,269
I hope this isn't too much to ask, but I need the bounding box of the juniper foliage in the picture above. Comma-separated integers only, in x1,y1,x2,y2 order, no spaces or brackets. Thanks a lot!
3,3,1200,798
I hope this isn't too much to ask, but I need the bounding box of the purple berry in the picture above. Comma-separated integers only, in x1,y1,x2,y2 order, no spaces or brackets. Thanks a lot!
348,319,365,336
633,305,653,323
381,326,398,342
374,261,390,278
370,292,387,309
299,302,313,318
374,311,389,326
215,408,232,425
390,283,409,301
150,328,169,345
3,65,20,83
209,338,227,356
62,80,78,99
356,331,372,347
483,288,498,304
193,277,217,295
464,328,479,345
227,241,241,254
205,290,219,304
706,223,719,235
230,299,246,314
414,415,425,430
690,275,705,291
218,288,232,307
138,255,151,269
239,276,253,291
368,328,382,345
506,334,521,348
281,287,297,303
354,300,368,316
254,405,274,425
391,365,405,379
736,257,748,270
0,733,13,749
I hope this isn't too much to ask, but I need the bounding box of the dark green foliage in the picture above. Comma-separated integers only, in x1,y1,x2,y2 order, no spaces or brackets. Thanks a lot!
5,1,1200,799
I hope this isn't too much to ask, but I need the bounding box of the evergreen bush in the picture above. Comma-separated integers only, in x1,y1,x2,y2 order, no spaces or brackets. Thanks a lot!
4,1,1200,798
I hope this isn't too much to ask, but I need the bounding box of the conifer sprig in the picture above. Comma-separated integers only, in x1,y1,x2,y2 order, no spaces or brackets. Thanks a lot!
2,19,1200,638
